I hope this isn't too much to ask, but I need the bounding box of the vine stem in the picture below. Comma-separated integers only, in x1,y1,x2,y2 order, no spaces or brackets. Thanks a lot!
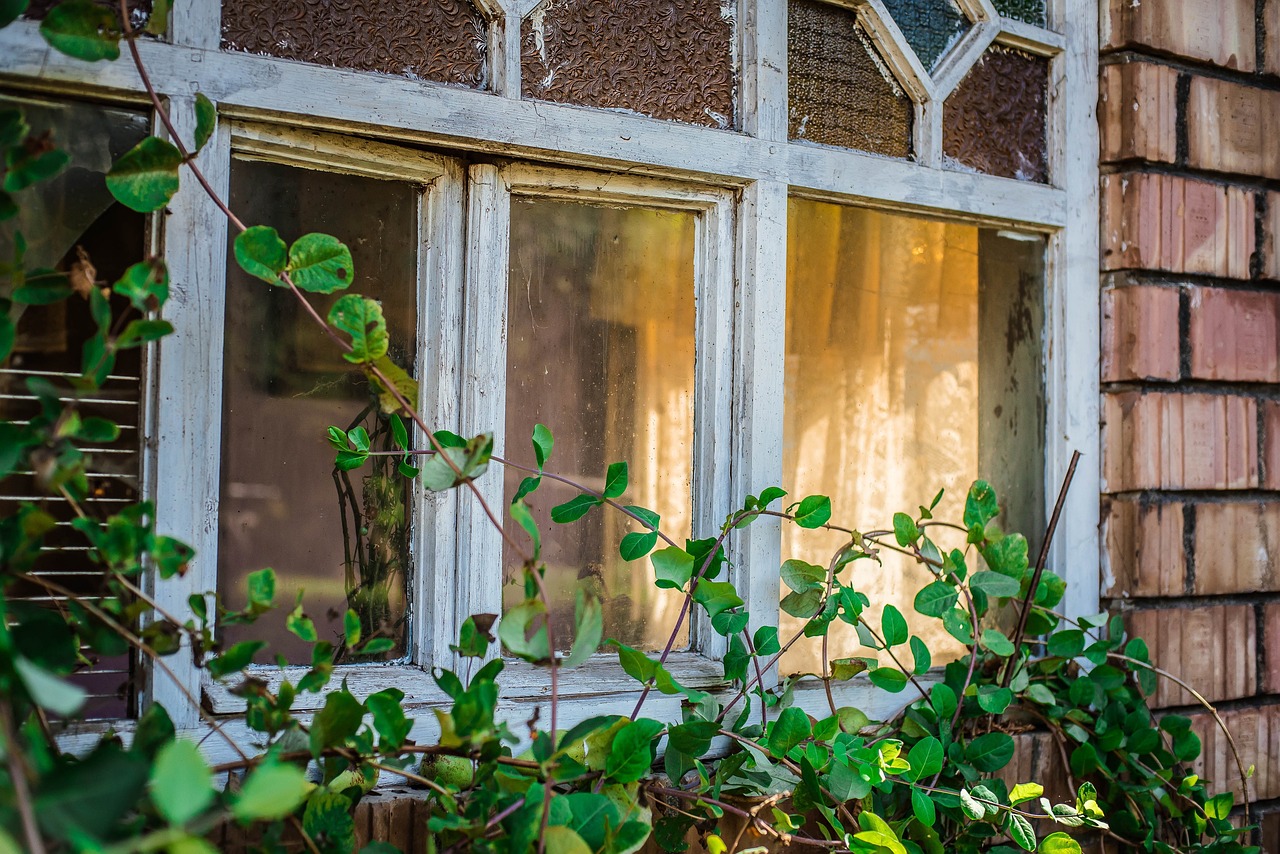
0,702,45,854
645,785,842,850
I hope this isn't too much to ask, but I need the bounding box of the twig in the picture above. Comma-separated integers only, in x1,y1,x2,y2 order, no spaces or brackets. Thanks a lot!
0,702,46,854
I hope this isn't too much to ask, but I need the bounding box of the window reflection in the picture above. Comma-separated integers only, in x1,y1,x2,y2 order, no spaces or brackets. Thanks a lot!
504,198,697,654
782,198,1045,674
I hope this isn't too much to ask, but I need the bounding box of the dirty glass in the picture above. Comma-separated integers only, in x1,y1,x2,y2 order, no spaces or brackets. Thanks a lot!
944,46,1050,182
0,95,150,718
503,198,697,654
219,159,418,664
880,0,969,70
788,0,913,158
780,198,1045,675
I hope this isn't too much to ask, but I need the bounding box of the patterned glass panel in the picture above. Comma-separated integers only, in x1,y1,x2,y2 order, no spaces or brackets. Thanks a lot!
788,0,913,158
944,46,1049,182
993,0,1047,27
520,0,735,128
879,0,968,70
221,0,487,88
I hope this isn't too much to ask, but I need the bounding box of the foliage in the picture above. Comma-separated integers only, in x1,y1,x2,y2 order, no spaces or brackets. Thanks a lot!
0,2,1260,853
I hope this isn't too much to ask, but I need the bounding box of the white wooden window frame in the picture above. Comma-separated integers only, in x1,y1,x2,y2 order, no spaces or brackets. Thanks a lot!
0,0,1099,764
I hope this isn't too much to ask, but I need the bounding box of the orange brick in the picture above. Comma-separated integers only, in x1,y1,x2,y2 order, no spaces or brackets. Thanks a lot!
1101,173,1256,279
1100,61,1179,165
1103,391,1259,491
1187,75,1280,179
1192,502,1280,594
1102,498,1186,597
1187,286,1280,382
1189,704,1280,801
1127,604,1256,707
1103,0,1256,71
1102,284,1182,381
1266,604,1280,694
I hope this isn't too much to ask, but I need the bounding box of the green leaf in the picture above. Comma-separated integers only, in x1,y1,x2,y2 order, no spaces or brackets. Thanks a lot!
15,656,85,715
605,719,664,783
286,602,318,642
619,530,658,561
966,731,1015,772
3,142,68,192
364,354,418,414
328,294,388,363
304,792,356,852
288,233,353,293
767,706,812,756
869,667,908,692
0,313,13,364
977,685,1014,714
0,0,28,28
500,601,550,661
39,0,120,61
150,739,214,826
909,635,931,674
542,826,593,854
563,590,602,669
193,93,216,151
1009,782,1044,805
551,493,602,523
309,690,364,756
114,260,170,312
893,512,919,546
881,604,908,647
793,494,832,528
914,581,958,617
117,319,174,347
911,788,937,827
982,627,1017,657
652,546,695,590
692,580,742,619
958,787,985,820
509,498,541,558
781,559,825,593
234,225,288,283
1047,630,1085,658
206,641,264,678
106,136,183,213
1038,832,1082,854
906,736,943,781
366,689,412,749
1205,792,1234,820
1008,813,1036,851
964,480,999,528
532,423,553,469
830,657,867,681
233,761,309,821
971,570,1021,598
603,461,628,499
780,588,823,619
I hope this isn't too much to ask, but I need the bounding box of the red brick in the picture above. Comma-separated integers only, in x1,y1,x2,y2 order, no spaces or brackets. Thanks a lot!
1126,604,1256,706
1187,286,1280,382
1188,704,1280,802
1101,173,1256,279
1102,284,1181,381
1103,392,1259,491
1187,75,1280,179
1100,61,1179,165
1192,502,1280,594
1266,604,1280,693
1266,401,1280,489
1102,498,1186,597
1103,0,1256,71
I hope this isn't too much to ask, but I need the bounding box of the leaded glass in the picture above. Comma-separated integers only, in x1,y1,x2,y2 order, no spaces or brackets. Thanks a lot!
879,0,968,70
993,0,1047,27
944,46,1049,182
788,0,913,158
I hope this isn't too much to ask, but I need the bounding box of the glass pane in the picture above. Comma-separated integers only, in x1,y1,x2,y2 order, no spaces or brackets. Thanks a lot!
503,198,697,654
520,0,735,128
0,95,149,719
788,0,913,157
993,0,1047,27
221,0,487,87
219,159,418,664
780,199,1045,676
944,46,1050,183
879,0,969,70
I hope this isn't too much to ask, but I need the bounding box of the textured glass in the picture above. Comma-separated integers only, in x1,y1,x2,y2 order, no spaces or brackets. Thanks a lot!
221,0,487,87
944,46,1049,182
788,0,913,158
504,199,697,654
521,0,735,129
780,199,1045,675
0,95,149,719
220,160,417,665
880,0,968,70
993,0,1047,27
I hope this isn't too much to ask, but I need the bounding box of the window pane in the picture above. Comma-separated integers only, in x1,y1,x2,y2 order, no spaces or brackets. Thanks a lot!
879,0,969,71
992,0,1047,27
788,0,913,158
219,160,418,664
504,198,697,654
944,46,1050,183
781,199,1045,675
0,95,149,719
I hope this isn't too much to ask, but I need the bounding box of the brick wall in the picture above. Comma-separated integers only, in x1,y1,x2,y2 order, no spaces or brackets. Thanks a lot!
1100,0,1280,845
